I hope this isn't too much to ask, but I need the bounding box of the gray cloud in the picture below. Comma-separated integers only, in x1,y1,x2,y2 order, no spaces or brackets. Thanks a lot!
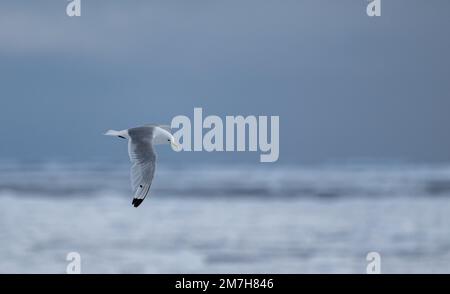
1,0,450,164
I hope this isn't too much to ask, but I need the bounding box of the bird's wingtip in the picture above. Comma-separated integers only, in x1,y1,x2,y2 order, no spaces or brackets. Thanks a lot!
132,198,144,207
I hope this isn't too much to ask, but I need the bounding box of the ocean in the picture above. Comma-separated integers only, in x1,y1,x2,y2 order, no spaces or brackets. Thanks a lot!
0,162,450,273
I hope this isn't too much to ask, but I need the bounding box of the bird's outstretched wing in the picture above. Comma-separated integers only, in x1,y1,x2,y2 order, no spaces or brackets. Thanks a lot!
144,124,172,133
128,130,156,208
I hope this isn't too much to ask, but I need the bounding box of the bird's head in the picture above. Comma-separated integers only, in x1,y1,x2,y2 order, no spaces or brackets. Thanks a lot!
154,127,180,150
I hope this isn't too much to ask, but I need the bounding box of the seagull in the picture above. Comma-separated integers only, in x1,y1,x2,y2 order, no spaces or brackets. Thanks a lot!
104,125,179,207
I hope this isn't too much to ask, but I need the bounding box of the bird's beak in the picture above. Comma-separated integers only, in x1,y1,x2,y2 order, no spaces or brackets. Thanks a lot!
171,141,180,150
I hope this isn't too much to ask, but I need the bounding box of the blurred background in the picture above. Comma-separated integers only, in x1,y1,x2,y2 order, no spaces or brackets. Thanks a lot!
0,0,449,273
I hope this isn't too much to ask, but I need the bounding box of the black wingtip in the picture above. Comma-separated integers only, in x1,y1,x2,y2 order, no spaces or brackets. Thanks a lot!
132,198,144,207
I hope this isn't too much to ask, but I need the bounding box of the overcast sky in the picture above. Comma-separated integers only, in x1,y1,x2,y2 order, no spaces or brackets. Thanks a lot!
0,0,449,164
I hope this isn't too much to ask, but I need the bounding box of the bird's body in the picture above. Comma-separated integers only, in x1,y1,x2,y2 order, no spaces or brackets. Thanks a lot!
105,125,178,207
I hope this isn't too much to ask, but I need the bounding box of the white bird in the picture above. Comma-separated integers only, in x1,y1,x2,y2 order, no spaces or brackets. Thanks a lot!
104,125,179,207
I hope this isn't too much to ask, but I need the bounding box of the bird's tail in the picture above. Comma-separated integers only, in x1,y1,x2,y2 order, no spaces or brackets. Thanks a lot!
104,129,121,136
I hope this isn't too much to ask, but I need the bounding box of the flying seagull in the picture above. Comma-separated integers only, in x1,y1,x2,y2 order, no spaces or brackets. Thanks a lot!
105,125,179,207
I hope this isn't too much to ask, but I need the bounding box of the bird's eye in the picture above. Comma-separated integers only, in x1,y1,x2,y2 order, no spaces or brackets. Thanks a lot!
168,139,170,142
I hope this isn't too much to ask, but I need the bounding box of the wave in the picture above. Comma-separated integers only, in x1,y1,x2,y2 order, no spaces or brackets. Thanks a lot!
1,163,450,198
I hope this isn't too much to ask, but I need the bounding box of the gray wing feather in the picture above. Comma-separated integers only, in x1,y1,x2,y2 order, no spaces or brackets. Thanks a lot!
127,127,156,207
144,124,172,133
